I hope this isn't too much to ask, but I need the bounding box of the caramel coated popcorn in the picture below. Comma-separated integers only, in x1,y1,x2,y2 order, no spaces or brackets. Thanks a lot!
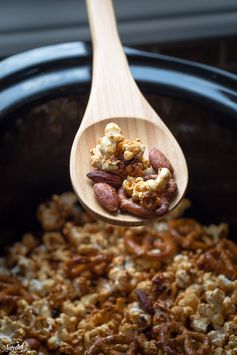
90,122,148,174
0,193,237,354
123,168,172,209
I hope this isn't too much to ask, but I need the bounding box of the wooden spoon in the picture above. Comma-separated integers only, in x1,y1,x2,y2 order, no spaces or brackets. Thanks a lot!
70,0,188,226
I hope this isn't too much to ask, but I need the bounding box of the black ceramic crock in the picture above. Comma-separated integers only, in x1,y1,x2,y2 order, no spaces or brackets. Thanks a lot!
0,41,237,248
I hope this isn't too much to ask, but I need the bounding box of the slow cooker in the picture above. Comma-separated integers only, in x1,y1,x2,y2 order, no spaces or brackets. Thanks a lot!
0,41,237,247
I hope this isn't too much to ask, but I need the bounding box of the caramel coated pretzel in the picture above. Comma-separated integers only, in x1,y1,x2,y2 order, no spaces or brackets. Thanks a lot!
168,218,209,250
197,239,237,279
155,321,210,355
66,254,113,278
0,275,33,312
183,331,210,355
118,187,169,218
124,230,177,263
85,334,138,355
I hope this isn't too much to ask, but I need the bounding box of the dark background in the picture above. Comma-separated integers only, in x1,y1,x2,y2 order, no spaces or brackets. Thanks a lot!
1,0,237,71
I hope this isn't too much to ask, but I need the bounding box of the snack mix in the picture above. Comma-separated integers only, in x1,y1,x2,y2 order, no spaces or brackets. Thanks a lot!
0,193,237,354
87,122,178,218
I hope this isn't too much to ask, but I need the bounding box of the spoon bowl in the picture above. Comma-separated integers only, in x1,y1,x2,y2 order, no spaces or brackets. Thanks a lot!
70,116,188,226
70,0,188,226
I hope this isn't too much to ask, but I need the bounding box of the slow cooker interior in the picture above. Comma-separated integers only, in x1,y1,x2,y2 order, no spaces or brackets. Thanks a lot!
1,93,236,248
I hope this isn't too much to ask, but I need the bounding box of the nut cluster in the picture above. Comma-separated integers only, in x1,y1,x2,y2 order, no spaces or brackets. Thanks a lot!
87,122,177,218
0,193,236,354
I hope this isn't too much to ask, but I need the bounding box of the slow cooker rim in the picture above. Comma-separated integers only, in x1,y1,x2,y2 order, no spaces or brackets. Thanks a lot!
0,41,237,123
1,41,237,86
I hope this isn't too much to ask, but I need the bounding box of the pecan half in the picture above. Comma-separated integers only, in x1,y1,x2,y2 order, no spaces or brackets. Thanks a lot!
93,183,119,212
136,289,154,314
26,338,41,351
87,170,123,189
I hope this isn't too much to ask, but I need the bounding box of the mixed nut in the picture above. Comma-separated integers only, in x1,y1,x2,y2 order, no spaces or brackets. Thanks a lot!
87,122,178,218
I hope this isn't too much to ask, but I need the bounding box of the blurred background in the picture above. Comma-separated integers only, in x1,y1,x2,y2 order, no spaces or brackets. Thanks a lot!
1,0,237,72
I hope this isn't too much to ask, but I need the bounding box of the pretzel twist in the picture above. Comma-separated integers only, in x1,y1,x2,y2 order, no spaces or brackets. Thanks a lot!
66,254,113,278
118,187,169,218
124,230,177,263
85,334,138,355
168,218,209,250
197,239,237,279
154,321,210,355
0,275,33,313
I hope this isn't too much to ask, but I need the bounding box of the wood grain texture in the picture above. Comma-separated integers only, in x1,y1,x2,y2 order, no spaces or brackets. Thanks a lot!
70,0,188,226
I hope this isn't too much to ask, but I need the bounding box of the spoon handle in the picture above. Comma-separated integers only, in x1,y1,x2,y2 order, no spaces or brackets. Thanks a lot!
83,0,152,128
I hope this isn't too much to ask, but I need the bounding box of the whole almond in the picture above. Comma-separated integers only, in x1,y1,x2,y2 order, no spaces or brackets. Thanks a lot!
149,148,174,174
87,170,122,188
93,183,119,212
